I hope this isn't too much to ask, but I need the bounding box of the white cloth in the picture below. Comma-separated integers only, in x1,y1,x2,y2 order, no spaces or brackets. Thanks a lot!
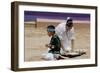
42,52,55,60
55,22,75,52
42,48,59,60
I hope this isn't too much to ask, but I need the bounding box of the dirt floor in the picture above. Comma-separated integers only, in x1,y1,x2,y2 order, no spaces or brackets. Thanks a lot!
24,22,90,62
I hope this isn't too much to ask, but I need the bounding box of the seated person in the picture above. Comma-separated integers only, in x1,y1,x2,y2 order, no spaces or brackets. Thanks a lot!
42,25,64,60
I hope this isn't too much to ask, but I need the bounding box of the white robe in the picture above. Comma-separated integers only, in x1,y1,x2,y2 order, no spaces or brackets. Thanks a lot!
55,22,75,53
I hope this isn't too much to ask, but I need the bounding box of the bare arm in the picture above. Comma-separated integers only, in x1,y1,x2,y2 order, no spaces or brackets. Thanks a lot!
61,42,65,51
71,39,74,52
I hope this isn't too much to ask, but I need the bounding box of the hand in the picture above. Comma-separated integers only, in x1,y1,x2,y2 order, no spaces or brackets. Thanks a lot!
45,44,50,47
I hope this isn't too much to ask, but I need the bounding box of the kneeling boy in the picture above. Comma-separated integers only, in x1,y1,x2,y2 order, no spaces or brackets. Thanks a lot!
42,25,64,60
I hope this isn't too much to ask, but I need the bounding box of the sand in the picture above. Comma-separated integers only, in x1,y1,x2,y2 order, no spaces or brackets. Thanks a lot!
24,22,90,62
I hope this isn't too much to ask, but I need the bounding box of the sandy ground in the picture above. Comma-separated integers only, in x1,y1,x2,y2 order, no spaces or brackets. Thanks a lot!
24,22,90,62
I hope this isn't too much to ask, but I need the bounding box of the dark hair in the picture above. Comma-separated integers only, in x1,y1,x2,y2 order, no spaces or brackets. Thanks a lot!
66,18,73,27
47,25,55,33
